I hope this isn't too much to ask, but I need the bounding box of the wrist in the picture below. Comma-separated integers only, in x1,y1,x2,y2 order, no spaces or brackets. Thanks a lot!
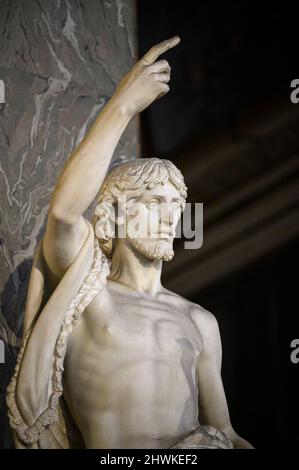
109,95,133,120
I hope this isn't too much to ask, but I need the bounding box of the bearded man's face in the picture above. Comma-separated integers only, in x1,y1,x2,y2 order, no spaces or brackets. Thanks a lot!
124,182,182,261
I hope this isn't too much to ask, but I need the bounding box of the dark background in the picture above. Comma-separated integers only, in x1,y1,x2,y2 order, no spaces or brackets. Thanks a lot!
138,0,299,448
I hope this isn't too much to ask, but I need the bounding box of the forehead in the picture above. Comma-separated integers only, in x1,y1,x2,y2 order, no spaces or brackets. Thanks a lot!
138,182,181,199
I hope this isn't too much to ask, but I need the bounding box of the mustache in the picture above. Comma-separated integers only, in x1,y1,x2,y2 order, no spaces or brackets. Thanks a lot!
151,226,175,237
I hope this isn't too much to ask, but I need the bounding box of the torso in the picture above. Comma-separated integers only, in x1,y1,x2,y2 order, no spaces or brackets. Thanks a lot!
63,280,203,449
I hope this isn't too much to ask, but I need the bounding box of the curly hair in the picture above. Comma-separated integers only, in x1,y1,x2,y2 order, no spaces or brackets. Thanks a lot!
93,157,188,257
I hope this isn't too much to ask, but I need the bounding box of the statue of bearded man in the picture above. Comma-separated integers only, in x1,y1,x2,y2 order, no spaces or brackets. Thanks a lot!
7,37,252,450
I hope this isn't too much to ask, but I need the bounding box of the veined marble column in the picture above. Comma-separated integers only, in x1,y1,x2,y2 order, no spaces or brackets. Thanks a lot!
0,0,138,448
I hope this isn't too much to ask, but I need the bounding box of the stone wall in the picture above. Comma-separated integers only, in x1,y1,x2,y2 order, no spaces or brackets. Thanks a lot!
0,0,138,448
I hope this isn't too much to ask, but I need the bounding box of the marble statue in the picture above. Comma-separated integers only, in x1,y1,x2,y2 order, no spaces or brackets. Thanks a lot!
7,36,252,449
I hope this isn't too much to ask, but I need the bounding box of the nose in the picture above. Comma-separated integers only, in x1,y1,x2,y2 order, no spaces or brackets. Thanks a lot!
159,206,174,227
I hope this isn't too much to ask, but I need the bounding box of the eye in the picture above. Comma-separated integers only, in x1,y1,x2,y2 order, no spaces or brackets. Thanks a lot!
171,201,181,211
148,200,160,209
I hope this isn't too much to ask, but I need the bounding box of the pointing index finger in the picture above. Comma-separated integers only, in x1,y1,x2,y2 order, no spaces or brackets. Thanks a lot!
141,36,180,65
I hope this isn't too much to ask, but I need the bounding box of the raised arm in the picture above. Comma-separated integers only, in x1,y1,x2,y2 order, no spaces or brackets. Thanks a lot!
193,308,253,449
42,36,180,279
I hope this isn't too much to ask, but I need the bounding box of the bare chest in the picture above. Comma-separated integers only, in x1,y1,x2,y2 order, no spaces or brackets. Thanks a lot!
67,286,202,366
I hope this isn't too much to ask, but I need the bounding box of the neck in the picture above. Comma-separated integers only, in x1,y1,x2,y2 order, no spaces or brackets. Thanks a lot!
109,239,162,296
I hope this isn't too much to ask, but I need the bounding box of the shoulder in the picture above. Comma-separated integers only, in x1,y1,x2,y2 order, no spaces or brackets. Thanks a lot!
189,302,219,335
188,302,222,359
165,289,222,356
162,287,220,340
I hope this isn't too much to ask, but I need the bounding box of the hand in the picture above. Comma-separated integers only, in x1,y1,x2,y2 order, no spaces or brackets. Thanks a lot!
113,36,180,117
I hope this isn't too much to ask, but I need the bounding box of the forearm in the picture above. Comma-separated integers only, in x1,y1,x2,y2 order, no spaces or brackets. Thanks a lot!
49,36,179,223
50,95,131,222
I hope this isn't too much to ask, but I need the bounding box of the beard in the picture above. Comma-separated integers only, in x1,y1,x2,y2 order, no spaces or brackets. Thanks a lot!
128,236,174,261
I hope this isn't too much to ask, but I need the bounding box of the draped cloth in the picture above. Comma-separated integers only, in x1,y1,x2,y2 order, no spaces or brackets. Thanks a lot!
6,219,109,448
170,425,233,449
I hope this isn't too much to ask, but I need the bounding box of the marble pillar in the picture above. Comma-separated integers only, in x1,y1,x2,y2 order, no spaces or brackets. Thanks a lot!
0,0,138,448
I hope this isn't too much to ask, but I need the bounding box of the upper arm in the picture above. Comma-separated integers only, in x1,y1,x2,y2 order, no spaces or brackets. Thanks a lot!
192,307,232,433
192,306,253,448
43,210,89,280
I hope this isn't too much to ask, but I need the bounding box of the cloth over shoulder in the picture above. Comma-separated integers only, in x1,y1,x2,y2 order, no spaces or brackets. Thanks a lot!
6,218,109,448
